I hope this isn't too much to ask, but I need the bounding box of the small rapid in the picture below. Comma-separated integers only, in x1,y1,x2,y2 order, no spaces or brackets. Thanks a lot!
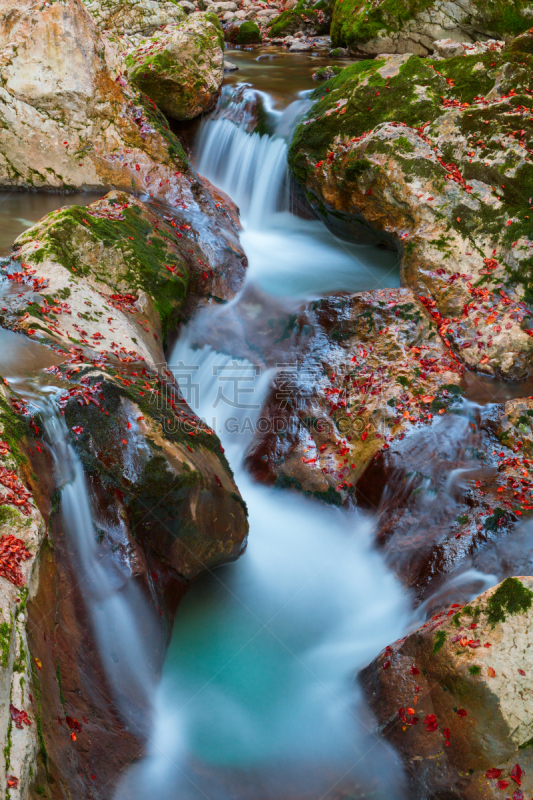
114,77,410,800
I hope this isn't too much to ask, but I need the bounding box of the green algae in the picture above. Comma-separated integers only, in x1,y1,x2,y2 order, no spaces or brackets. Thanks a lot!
485,576,533,626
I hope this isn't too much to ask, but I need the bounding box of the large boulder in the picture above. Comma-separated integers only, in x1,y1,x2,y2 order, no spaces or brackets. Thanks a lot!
331,0,533,55
289,35,533,380
244,288,462,504
81,0,187,35
125,13,224,121
1,193,249,797
0,0,206,205
360,576,533,798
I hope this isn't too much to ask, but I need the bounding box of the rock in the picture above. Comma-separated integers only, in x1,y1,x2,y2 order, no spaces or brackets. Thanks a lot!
288,40,312,50
288,34,533,380
269,8,324,37
225,19,262,43
235,10,246,19
82,0,187,35
210,0,237,11
178,0,197,12
312,64,343,79
244,288,462,505
224,58,239,70
0,388,46,800
0,0,211,204
223,10,236,20
360,576,533,798
329,45,349,57
433,36,505,58
256,15,271,26
4,191,249,797
331,0,533,56
125,13,224,121
285,0,297,7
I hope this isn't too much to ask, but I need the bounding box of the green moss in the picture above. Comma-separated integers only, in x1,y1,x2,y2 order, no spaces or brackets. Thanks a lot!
233,20,262,44
0,619,12,668
269,9,321,37
519,736,533,749
485,577,533,626
433,629,446,654
20,203,190,341
468,664,481,675
55,660,65,706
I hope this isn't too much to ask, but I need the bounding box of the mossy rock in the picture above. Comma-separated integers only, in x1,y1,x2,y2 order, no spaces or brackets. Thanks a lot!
331,0,533,52
125,13,224,121
225,20,262,44
268,9,323,37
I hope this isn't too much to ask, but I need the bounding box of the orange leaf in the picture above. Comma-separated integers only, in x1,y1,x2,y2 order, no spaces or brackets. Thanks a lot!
487,667,496,677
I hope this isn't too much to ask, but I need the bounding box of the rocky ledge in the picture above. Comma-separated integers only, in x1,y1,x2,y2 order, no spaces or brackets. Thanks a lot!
289,32,533,380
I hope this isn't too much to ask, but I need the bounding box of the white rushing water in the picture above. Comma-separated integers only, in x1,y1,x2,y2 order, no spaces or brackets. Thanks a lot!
113,87,411,800
41,402,159,732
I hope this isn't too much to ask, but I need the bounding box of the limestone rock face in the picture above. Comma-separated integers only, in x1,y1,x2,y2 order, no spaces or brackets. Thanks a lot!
81,0,187,35
0,0,200,204
331,0,533,55
125,13,224,120
360,576,533,798
245,288,462,504
289,36,533,380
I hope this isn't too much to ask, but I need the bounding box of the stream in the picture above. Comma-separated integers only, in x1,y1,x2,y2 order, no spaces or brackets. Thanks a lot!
0,48,507,800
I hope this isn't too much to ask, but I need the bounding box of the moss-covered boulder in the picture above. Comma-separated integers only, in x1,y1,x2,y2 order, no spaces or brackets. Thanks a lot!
360,576,533,797
245,287,462,504
331,0,533,55
81,0,187,35
225,19,262,44
289,35,533,379
125,13,224,121
9,191,244,352
268,8,323,37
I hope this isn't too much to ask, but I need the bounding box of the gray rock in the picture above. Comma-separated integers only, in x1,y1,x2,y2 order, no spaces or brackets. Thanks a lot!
224,59,239,71
289,41,312,51
177,0,196,11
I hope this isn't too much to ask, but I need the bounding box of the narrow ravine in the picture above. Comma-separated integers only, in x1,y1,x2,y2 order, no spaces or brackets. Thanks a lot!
112,54,500,800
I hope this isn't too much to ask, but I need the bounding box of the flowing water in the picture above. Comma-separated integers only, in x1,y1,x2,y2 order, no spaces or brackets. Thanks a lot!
114,51,497,800
0,50,508,800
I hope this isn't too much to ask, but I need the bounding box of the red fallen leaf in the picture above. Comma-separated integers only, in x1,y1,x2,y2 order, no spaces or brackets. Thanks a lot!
487,667,496,677
511,763,522,785
424,714,438,732
406,707,415,715
127,422,132,430
518,669,526,676
66,716,82,732
72,426,83,435
6,777,18,788
361,431,368,442
485,768,502,779
496,779,510,789
214,474,222,487
456,709,467,717
71,732,77,741
398,707,405,718
10,705,31,729
122,439,127,444
443,728,450,739
410,666,420,675
513,789,524,800
382,661,390,670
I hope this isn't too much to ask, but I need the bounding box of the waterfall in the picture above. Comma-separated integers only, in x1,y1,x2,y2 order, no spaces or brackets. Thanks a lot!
42,404,158,731
197,120,289,228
